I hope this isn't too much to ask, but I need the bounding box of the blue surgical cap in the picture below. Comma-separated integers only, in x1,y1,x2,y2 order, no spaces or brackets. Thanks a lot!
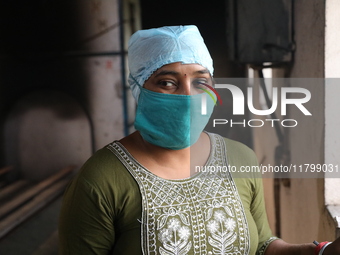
127,25,214,101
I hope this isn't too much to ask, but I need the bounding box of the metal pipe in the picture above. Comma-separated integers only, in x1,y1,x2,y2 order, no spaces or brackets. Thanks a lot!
118,0,129,136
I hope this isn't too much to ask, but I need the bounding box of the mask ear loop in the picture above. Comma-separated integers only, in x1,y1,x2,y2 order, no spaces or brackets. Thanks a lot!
129,74,143,103
129,74,142,88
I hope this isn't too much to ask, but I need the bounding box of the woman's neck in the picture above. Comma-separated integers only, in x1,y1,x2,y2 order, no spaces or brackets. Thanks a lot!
119,131,211,179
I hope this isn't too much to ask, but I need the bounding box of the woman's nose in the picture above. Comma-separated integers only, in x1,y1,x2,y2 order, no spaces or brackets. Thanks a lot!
181,84,191,95
180,79,201,95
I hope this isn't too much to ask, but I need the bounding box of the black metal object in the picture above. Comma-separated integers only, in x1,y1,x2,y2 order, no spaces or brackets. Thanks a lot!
228,0,294,64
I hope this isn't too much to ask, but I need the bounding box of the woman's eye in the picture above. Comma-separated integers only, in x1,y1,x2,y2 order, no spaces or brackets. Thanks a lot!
193,79,208,88
158,80,176,87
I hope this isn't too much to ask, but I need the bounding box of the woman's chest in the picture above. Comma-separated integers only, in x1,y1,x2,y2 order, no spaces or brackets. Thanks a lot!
121,171,254,255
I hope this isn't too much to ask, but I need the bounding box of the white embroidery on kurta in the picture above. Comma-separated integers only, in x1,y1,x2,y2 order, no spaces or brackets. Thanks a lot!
206,210,237,254
158,218,192,255
108,133,250,255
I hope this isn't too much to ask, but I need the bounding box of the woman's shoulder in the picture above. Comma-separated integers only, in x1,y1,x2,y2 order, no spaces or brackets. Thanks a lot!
209,132,258,164
224,137,255,155
208,132,260,182
72,141,137,192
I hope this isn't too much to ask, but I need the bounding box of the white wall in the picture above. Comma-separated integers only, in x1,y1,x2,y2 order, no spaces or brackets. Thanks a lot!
76,0,124,149
324,0,340,206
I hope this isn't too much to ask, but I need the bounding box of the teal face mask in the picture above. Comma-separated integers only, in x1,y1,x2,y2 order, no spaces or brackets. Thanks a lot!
134,88,215,150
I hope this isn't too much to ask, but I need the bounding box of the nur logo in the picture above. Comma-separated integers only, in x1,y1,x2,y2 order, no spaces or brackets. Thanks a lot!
198,83,222,115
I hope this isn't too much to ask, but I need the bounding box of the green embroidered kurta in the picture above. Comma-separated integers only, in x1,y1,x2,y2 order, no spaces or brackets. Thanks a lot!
59,133,277,255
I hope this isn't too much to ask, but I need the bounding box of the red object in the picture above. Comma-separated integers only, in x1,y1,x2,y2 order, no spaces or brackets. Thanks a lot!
202,83,223,105
315,241,330,255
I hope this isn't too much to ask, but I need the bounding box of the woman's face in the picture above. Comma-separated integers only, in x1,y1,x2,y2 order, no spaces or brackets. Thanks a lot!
143,62,213,95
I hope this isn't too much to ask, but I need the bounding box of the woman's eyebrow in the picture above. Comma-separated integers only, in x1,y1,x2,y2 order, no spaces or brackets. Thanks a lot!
154,70,180,77
194,69,209,74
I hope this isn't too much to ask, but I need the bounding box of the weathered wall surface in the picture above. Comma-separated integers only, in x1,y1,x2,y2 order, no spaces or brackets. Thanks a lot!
254,0,338,243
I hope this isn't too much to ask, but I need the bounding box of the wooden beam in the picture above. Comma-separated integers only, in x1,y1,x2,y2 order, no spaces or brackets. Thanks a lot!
0,166,75,219
0,182,7,189
0,180,30,201
0,166,13,177
0,178,70,239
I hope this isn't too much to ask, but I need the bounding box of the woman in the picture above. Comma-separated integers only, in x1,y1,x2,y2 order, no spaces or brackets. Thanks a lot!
59,25,339,255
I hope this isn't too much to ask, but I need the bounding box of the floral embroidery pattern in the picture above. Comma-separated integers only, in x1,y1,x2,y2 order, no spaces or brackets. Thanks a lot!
108,133,250,255
158,218,192,255
157,207,190,230
206,210,237,254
